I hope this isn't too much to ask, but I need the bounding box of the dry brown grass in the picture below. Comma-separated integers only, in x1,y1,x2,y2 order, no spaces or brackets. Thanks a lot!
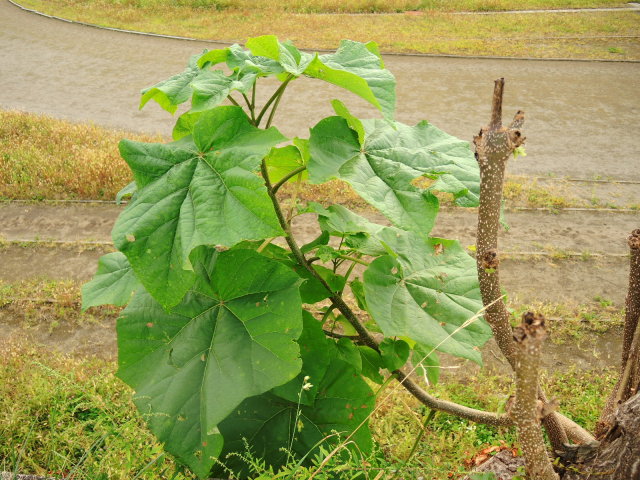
22,0,629,14
0,110,159,200
0,110,629,210
16,0,640,59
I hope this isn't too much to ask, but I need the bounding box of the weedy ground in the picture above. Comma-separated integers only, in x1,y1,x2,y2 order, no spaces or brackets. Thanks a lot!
1,110,632,210
0,277,623,477
0,278,624,347
0,337,616,479
13,0,640,59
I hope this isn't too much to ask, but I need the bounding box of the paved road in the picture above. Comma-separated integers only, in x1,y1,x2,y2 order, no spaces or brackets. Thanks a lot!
1,0,639,179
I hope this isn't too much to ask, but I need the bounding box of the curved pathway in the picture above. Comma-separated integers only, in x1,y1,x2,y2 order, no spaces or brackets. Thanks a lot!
1,0,639,180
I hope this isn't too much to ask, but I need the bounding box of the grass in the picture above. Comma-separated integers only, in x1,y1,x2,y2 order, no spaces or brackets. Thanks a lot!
15,0,631,14
508,296,624,344
0,339,616,479
0,278,621,476
14,0,640,60
0,342,189,479
503,176,574,210
1,110,630,210
0,110,158,200
0,278,120,334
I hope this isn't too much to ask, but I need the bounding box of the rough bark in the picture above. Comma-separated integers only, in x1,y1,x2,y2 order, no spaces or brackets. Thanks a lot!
474,79,583,450
474,80,524,366
563,392,640,480
596,228,640,438
511,312,559,480
622,229,640,366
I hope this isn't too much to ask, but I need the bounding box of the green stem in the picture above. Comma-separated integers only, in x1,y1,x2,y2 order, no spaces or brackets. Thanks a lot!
265,81,290,129
272,166,307,194
336,255,369,266
242,92,256,124
251,82,256,111
226,95,240,107
321,303,336,324
256,75,293,127
261,159,379,351
257,237,275,253
338,259,360,297
374,375,395,399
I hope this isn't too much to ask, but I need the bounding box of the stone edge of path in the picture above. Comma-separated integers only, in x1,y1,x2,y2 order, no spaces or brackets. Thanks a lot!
6,0,640,63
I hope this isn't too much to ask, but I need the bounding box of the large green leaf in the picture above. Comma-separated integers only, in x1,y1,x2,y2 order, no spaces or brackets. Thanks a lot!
139,52,210,114
81,252,141,310
304,40,396,119
215,312,374,476
246,35,314,76
117,249,303,479
363,237,491,364
141,46,274,116
190,70,250,112
308,114,480,234
112,106,285,308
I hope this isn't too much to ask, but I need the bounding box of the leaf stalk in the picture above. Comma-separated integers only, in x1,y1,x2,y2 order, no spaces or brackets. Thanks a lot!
271,166,307,194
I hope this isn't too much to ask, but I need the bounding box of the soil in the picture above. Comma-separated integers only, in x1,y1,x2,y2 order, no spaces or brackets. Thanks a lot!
0,202,637,364
1,202,638,255
1,0,640,181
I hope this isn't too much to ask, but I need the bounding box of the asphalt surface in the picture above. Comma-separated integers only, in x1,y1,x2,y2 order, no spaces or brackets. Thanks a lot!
1,0,639,180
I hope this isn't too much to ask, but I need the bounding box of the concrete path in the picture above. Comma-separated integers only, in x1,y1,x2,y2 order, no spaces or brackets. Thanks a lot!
1,0,639,181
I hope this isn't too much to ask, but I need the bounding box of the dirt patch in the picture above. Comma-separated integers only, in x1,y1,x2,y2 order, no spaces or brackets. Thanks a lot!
0,308,117,360
1,202,637,255
0,203,121,243
0,245,108,281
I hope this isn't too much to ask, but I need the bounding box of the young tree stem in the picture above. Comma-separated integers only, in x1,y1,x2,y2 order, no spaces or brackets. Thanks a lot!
474,80,582,450
512,313,559,480
596,229,640,437
261,158,511,427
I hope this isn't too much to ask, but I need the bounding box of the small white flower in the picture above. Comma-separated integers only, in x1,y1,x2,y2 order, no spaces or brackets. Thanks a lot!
302,382,313,391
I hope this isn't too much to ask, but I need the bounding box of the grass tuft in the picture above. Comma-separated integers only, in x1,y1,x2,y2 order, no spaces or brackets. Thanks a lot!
0,342,192,479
